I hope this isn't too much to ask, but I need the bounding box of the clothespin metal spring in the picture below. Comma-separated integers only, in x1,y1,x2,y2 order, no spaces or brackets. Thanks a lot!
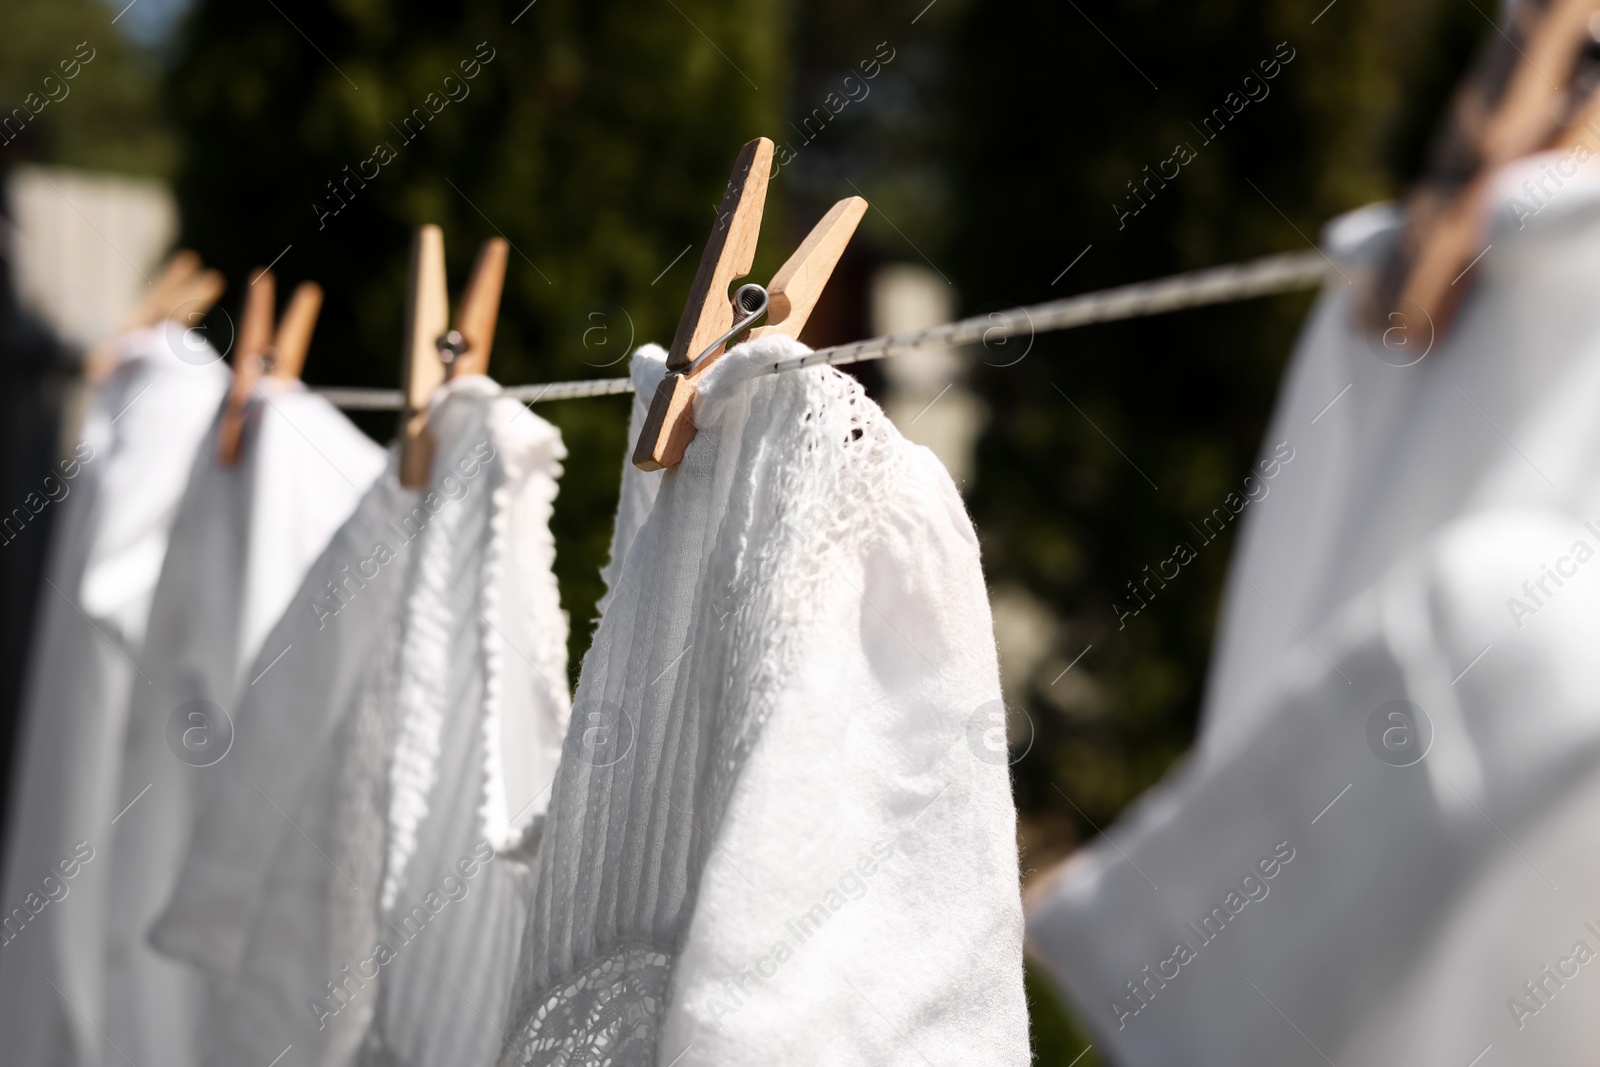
680,283,769,377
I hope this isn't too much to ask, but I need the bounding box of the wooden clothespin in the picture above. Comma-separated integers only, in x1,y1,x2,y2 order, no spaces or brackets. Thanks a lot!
1369,0,1600,342
217,268,325,465
85,249,226,383
632,137,867,471
397,225,510,487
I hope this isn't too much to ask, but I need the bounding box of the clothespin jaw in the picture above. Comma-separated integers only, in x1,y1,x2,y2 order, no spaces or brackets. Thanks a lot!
629,138,773,473
449,237,510,379
134,251,205,332
85,249,225,383
218,273,326,465
747,196,867,341
632,139,866,471
399,225,451,488
218,269,277,465
397,228,509,487
666,138,775,372
269,282,324,382
1369,0,1600,341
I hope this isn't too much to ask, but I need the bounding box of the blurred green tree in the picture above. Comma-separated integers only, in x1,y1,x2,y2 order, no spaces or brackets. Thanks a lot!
0,0,173,174
166,0,786,668
941,0,1488,1058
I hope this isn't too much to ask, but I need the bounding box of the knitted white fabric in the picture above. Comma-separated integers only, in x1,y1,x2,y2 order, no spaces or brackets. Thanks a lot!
104,379,384,1067
501,335,1029,1067
151,376,570,1067
1028,156,1600,1066
0,322,229,1067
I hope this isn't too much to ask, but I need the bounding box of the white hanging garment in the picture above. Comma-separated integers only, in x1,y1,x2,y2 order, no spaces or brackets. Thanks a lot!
152,458,421,1067
0,321,229,1067
1027,154,1600,1067
1191,200,1418,769
593,345,667,621
151,376,571,1067
357,377,569,1067
105,378,385,1067
501,335,1029,1067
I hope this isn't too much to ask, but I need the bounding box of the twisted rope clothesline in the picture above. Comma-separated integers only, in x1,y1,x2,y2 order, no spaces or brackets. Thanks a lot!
313,249,1334,411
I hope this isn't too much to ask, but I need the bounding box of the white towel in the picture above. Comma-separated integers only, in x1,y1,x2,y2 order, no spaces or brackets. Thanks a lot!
501,336,1029,1067
106,378,385,1067
1028,154,1600,1067
152,376,570,1067
0,322,229,1067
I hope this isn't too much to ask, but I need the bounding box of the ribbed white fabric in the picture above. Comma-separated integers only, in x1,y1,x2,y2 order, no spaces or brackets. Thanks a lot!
501,335,1029,1066
359,378,570,1067
0,322,229,1067
151,376,570,1067
105,379,385,1067
1028,156,1600,1066
592,345,667,622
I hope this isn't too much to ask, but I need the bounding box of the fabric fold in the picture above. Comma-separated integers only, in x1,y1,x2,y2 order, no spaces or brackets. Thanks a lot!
106,377,385,1067
501,336,1029,1067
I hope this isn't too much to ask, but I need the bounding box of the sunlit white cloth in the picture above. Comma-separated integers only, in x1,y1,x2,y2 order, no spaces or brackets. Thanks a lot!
152,375,570,1067
593,344,667,620
1028,156,1600,1066
0,322,229,1067
501,336,1029,1067
106,378,384,1067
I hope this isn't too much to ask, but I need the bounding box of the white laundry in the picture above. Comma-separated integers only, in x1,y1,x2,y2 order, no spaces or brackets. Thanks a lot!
593,344,667,621
0,321,229,1067
1192,200,1416,769
501,335,1029,1067
1027,154,1600,1067
105,377,385,1067
151,375,571,1067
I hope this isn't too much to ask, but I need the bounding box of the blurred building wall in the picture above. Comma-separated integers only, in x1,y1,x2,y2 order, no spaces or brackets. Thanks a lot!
872,263,986,487
7,165,177,351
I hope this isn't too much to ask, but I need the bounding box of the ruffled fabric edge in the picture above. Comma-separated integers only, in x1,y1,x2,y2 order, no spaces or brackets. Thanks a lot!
478,386,570,858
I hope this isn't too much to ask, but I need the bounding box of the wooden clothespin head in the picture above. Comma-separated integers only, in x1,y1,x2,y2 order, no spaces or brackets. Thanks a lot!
217,268,275,465
85,249,226,384
1368,0,1600,344
218,270,325,465
631,136,866,471
397,226,510,487
269,281,324,382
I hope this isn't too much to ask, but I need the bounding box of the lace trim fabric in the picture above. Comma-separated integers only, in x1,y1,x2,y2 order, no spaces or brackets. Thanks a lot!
480,394,570,858
692,347,905,827
502,947,673,1067
502,338,908,1065
380,475,469,912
